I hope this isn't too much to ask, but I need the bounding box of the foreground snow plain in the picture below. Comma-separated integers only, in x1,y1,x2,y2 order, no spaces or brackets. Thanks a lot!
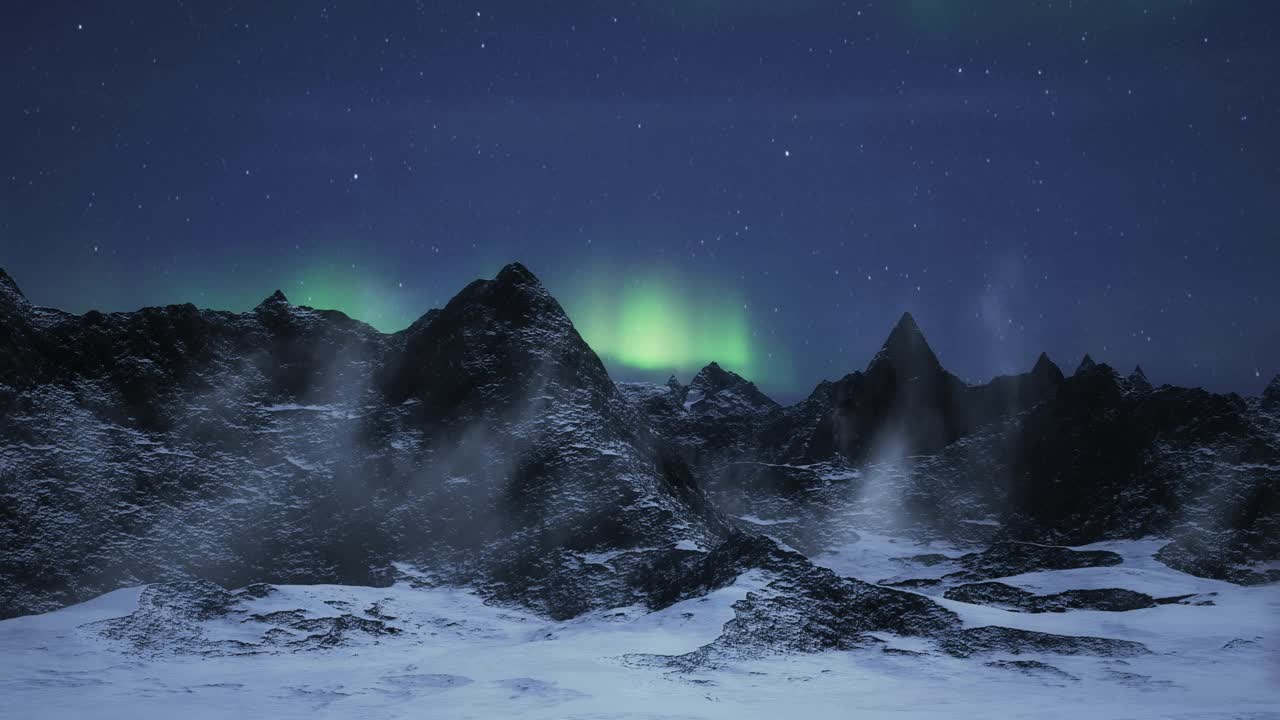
1,539,1277,720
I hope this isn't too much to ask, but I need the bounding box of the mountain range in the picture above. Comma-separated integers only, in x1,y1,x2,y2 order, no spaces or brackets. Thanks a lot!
0,263,1277,715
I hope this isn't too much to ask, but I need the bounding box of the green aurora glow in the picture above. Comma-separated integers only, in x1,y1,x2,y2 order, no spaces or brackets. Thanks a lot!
280,265,412,333
561,265,786,388
163,257,419,334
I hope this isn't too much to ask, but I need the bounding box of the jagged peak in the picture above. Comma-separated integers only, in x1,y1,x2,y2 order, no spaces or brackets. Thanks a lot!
691,361,726,381
494,262,544,290
435,263,558,325
256,289,289,309
0,268,32,312
690,362,742,391
687,361,778,411
1075,354,1097,376
891,311,922,338
1128,364,1152,391
1031,352,1062,377
665,374,683,391
386,262,613,406
869,311,940,373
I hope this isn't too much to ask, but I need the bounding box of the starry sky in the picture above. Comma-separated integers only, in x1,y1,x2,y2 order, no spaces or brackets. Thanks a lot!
3,1,1277,400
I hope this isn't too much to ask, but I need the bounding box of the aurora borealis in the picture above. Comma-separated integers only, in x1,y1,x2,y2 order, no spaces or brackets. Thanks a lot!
563,263,785,387
4,1,1278,399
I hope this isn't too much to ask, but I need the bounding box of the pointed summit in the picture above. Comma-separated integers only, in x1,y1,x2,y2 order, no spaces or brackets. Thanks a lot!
386,262,611,410
256,289,290,309
448,262,554,317
0,268,31,313
890,311,924,343
685,362,778,414
1030,352,1065,384
869,311,941,375
494,262,543,290
1128,365,1152,391
1032,352,1058,374
688,362,736,392
1075,354,1097,376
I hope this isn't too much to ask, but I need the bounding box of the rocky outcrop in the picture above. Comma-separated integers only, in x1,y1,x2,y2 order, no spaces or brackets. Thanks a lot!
944,582,1158,613
940,626,1148,658
936,542,1124,582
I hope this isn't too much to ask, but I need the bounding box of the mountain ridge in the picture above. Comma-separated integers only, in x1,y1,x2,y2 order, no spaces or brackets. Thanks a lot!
1,263,1275,641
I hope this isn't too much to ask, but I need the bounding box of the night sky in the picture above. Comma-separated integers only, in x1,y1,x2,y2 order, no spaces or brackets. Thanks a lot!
4,1,1277,400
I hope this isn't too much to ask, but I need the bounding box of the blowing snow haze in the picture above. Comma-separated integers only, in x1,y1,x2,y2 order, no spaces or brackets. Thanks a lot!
3,1,1280,717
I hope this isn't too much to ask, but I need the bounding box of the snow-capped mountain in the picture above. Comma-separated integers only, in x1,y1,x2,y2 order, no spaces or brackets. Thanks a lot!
1,264,1277,718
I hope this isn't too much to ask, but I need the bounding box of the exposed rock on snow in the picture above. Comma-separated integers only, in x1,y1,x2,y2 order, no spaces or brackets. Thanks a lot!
944,582,1158,613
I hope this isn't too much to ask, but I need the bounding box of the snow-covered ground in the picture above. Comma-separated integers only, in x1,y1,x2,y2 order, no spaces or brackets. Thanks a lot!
1,539,1277,719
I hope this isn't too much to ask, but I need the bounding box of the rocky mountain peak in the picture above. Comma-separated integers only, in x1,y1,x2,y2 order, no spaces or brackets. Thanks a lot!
689,361,728,387
685,362,778,414
1129,365,1152,391
869,311,942,376
1030,352,1065,383
441,262,558,327
1075,354,1097,376
256,289,290,310
0,268,32,313
385,263,614,412
493,261,544,291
